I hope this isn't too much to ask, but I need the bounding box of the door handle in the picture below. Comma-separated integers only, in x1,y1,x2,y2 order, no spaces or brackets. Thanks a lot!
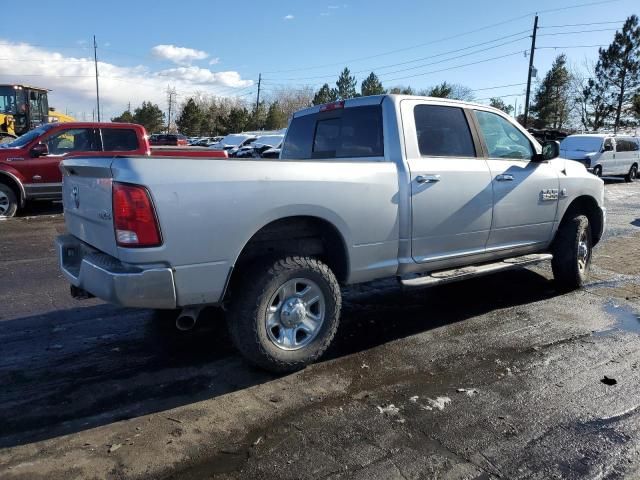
416,174,441,184
495,174,514,182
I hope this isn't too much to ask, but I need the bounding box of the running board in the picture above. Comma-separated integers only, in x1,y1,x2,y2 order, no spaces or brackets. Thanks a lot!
400,253,553,289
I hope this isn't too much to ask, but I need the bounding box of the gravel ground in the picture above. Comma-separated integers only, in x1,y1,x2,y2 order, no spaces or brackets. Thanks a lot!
0,181,638,479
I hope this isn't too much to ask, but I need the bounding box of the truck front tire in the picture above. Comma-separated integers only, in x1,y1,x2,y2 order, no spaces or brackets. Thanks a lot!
551,214,592,290
227,256,341,373
0,183,18,217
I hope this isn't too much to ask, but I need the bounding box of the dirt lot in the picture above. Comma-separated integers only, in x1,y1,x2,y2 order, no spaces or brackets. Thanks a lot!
0,181,639,479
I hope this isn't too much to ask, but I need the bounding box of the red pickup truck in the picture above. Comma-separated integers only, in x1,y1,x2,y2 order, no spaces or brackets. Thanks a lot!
0,122,226,217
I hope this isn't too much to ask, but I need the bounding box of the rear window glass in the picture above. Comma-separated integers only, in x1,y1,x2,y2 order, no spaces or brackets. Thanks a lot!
414,105,475,157
281,105,383,160
102,128,139,151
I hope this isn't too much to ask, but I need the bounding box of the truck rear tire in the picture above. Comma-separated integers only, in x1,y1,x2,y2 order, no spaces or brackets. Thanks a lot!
227,256,341,373
0,183,18,217
625,164,637,182
551,214,592,291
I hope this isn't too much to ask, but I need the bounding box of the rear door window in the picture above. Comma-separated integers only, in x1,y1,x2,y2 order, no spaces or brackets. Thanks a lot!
414,105,476,157
101,128,139,151
281,105,383,160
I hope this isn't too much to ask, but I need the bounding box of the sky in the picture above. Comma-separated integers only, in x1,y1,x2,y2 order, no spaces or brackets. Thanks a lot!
0,0,637,121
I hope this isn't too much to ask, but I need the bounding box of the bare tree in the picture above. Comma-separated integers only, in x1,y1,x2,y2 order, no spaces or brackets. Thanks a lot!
266,86,314,122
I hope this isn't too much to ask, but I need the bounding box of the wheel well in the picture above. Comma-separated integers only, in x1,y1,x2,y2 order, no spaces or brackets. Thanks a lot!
232,216,349,284
0,172,23,206
560,196,603,245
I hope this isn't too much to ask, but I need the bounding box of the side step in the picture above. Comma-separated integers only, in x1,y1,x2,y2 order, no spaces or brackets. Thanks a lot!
400,253,553,289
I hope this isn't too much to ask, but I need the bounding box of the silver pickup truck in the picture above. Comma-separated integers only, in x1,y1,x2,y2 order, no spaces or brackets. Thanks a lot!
56,95,605,372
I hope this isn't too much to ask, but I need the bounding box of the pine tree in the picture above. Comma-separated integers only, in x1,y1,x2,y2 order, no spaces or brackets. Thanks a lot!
248,101,268,130
489,97,514,115
531,54,572,129
133,101,165,134
175,98,204,136
361,72,385,96
632,92,640,120
335,67,358,99
222,107,250,134
264,102,288,130
389,86,414,95
428,82,453,98
111,110,134,123
598,15,640,131
312,83,338,105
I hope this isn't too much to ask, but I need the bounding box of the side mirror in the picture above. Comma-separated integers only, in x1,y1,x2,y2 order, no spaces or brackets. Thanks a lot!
602,144,613,152
532,140,560,162
30,142,49,157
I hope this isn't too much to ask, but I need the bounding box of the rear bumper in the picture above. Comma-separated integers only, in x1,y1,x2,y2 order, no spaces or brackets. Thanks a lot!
56,234,177,309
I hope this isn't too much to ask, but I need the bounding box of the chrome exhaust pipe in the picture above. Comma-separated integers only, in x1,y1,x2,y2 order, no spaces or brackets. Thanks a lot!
175,307,202,331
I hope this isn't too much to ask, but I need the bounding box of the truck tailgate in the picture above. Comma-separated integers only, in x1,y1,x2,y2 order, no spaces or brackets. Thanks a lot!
60,158,119,258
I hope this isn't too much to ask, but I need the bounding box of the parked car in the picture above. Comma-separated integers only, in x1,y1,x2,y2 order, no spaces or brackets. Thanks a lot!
209,133,256,155
560,134,639,181
0,122,226,217
149,134,188,146
235,134,284,158
56,95,605,373
260,146,281,159
192,136,222,147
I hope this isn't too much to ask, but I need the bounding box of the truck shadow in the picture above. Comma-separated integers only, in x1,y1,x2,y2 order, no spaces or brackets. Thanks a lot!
0,268,556,448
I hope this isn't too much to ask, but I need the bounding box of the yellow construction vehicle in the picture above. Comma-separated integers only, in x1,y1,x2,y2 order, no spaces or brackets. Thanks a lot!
0,84,75,141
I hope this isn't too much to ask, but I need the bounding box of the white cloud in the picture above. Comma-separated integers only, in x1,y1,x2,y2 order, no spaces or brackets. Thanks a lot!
0,40,253,120
151,44,208,65
283,14,294,20
320,12,330,16
209,57,220,65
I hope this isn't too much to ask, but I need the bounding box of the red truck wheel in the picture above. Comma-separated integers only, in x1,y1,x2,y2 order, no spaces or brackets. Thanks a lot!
0,183,18,217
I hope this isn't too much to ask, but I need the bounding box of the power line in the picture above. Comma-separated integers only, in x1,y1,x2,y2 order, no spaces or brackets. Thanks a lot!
260,0,621,75
263,31,530,82
537,44,608,49
539,20,624,28
379,51,523,83
537,27,618,36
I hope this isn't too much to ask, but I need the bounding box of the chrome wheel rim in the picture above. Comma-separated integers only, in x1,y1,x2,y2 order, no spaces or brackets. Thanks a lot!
0,190,9,216
265,278,325,351
577,230,590,272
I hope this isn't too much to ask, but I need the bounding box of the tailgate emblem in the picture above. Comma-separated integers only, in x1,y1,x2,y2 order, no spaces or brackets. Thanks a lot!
71,186,80,208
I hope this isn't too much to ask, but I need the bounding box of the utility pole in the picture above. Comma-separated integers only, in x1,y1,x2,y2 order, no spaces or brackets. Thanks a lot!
166,86,177,133
255,73,262,111
523,15,538,128
93,35,101,122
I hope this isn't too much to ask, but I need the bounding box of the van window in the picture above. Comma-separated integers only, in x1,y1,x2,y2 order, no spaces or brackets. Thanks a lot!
414,105,475,157
616,138,637,152
281,105,384,160
102,128,139,151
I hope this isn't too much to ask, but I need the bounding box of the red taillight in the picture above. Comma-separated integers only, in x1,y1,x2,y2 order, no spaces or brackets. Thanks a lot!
112,182,162,247
320,100,344,112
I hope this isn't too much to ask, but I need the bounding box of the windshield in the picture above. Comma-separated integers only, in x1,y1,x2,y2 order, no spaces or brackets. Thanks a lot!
0,86,19,115
560,136,603,153
254,135,284,148
221,134,251,146
0,124,54,148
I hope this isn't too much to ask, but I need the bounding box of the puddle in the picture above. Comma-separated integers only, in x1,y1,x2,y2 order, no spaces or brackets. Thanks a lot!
593,303,640,337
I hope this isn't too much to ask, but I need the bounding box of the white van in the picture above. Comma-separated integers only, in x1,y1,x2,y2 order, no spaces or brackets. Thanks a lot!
560,134,639,181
